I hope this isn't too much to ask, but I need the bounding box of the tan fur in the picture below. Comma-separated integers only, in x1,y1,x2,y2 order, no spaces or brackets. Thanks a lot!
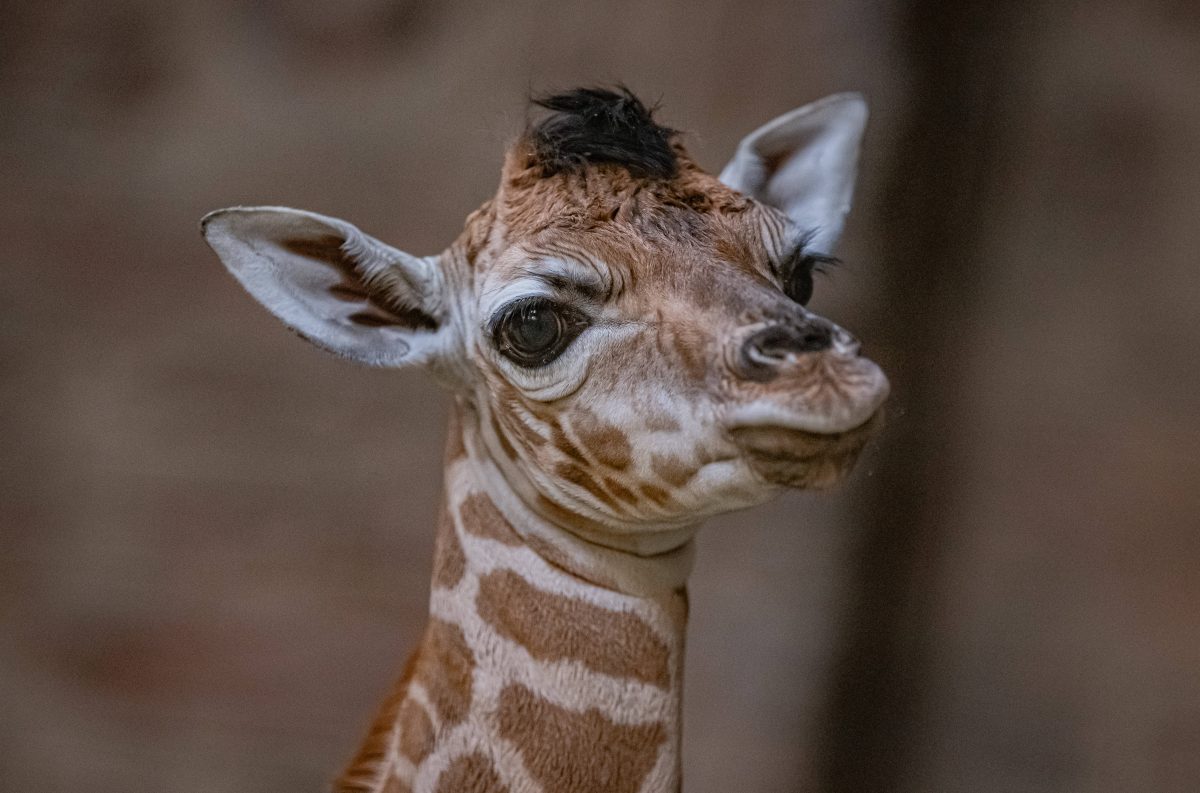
496,683,667,793
571,408,633,471
381,777,412,793
433,754,509,793
396,699,435,764
411,619,475,727
458,491,522,547
476,569,671,688
337,655,418,792
314,103,885,792
336,429,690,790
431,509,466,589
280,235,436,330
651,453,698,488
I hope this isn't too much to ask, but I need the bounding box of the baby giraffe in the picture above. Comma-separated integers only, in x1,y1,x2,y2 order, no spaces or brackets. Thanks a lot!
203,88,888,793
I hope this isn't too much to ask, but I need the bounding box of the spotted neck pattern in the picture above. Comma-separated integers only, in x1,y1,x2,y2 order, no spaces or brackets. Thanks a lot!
336,405,690,793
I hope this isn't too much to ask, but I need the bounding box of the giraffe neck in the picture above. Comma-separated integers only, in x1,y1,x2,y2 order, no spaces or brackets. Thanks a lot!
337,407,691,793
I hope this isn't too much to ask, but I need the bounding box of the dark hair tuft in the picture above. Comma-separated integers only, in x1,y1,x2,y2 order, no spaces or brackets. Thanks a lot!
529,86,678,179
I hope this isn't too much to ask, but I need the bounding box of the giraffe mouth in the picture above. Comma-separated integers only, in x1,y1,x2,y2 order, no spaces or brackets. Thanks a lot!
728,408,885,488
724,355,890,436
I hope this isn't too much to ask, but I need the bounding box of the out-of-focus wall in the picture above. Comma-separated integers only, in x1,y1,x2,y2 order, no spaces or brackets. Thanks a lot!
1,2,1197,793
892,5,1200,791
816,4,1200,791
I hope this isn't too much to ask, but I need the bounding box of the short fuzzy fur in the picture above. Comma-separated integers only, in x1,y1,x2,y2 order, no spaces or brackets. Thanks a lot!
201,86,886,793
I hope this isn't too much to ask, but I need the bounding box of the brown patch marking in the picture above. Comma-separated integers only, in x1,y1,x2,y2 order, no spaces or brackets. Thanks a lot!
644,411,682,432
280,234,348,265
651,454,697,488
281,235,438,331
639,484,672,506
396,698,434,764
458,491,522,546
572,410,633,470
603,476,640,506
476,569,671,688
432,509,466,590
549,420,589,465
497,683,667,793
555,462,621,510
535,494,597,535
412,619,475,727
434,752,508,793
657,587,689,636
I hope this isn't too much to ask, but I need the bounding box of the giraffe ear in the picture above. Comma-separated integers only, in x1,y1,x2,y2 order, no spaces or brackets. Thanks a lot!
201,206,448,368
719,93,868,253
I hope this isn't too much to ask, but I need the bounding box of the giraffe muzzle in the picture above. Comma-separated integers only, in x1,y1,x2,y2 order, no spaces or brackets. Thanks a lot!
725,318,889,438
737,320,838,382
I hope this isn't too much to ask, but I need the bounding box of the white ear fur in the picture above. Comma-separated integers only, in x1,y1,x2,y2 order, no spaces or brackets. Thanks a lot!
201,206,446,367
720,93,868,253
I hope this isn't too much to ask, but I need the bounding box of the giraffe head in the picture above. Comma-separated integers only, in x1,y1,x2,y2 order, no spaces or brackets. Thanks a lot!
203,88,888,544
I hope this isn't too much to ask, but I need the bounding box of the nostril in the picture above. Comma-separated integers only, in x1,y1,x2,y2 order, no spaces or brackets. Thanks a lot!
750,324,832,357
743,322,833,370
750,327,793,360
800,327,832,351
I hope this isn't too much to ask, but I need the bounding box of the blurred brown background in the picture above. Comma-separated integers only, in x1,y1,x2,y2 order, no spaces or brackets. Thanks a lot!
3,1,1198,792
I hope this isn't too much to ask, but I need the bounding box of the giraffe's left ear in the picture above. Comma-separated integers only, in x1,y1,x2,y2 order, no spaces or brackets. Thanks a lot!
720,93,868,253
202,206,449,368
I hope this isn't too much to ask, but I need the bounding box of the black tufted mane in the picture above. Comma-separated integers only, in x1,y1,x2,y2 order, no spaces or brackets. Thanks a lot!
528,86,679,180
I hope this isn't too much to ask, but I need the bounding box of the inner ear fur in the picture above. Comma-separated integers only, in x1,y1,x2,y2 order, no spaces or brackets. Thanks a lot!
282,233,438,331
201,206,445,368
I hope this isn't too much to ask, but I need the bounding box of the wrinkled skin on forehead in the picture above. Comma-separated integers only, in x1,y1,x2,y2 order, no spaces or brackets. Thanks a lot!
450,145,882,537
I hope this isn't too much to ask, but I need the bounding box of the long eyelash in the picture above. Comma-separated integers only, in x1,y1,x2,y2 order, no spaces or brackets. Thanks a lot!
782,246,841,283
804,252,841,277
793,230,841,277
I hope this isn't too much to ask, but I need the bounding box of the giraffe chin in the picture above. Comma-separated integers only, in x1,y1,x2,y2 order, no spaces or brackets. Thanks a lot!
729,408,884,489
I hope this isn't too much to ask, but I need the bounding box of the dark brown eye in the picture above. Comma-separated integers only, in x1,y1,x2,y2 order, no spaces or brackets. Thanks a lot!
781,249,839,306
492,298,588,367
785,260,815,306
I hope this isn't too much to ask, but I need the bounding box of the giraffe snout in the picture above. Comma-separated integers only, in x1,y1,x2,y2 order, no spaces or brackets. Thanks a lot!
736,319,836,382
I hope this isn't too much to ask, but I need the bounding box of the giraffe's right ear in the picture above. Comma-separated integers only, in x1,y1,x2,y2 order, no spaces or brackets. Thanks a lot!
201,206,448,368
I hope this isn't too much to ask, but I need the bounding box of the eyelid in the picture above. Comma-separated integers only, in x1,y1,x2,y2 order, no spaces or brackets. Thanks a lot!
530,272,608,303
487,295,589,338
517,255,611,301
781,248,840,280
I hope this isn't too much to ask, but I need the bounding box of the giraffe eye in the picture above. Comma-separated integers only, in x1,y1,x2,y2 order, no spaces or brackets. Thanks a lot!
781,249,839,307
784,260,815,306
492,297,589,367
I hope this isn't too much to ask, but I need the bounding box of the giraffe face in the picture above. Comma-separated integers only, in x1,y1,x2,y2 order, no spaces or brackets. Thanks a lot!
202,89,887,538
460,170,887,534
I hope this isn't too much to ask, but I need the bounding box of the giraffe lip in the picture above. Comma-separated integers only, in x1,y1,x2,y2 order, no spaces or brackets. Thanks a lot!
728,408,884,462
724,364,890,437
